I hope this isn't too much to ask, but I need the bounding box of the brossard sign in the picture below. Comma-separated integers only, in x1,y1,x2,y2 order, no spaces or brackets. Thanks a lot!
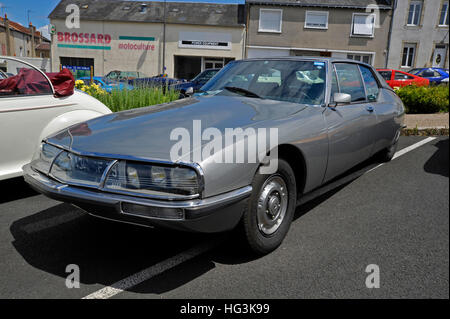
56,32,156,51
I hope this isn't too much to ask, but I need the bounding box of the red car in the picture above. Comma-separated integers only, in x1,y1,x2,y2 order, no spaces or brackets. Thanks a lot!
376,69,429,89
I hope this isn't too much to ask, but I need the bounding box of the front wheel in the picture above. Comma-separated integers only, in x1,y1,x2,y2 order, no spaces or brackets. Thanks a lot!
241,159,297,255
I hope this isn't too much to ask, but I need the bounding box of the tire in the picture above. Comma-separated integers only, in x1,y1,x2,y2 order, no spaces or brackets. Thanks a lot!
378,139,398,162
241,159,297,255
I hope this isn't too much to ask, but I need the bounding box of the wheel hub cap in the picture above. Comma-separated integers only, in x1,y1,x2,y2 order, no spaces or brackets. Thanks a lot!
257,175,289,236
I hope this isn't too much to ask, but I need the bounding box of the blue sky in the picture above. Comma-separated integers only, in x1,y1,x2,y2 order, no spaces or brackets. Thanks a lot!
0,0,244,28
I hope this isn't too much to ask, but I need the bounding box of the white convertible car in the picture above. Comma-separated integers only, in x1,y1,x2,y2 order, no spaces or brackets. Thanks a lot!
0,56,111,180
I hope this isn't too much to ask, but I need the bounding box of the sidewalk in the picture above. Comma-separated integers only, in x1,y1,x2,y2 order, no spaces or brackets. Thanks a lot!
404,113,449,129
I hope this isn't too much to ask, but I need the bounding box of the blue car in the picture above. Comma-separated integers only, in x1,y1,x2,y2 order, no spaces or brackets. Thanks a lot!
128,75,184,88
408,68,449,85
79,77,133,93
170,68,221,97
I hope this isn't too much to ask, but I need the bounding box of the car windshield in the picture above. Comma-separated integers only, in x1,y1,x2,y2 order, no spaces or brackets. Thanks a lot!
192,69,219,83
104,71,147,81
408,68,421,75
201,60,327,105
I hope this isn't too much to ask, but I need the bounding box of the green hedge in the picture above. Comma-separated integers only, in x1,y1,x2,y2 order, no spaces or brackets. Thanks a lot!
395,85,449,114
90,87,180,112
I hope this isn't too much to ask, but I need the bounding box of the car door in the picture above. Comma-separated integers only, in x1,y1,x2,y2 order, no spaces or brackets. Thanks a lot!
0,59,75,179
323,62,377,182
359,65,397,153
393,71,415,88
429,70,443,84
378,70,393,88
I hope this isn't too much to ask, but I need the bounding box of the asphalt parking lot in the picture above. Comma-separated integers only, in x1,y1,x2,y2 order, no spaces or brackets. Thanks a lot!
0,136,448,299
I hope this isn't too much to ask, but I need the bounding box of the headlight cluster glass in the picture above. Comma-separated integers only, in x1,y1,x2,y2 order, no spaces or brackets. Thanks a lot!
30,143,61,175
30,143,200,196
104,161,200,196
51,151,112,187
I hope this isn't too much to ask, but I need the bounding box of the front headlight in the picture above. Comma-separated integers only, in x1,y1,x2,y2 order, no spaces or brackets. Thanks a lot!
104,161,200,196
30,143,61,175
51,151,113,187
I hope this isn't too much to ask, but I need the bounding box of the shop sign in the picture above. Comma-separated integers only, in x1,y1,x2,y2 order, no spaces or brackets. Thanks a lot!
57,32,112,44
178,32,231,50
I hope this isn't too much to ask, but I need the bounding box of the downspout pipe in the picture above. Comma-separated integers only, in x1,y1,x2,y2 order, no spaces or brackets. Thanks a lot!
385,0,396,68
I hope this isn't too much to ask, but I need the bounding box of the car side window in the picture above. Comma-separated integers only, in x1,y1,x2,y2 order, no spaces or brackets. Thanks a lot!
394,72,414,80
359,65,379,101
334,63,366,102
378,70,392,81
330,69,339,103
0,60,52,98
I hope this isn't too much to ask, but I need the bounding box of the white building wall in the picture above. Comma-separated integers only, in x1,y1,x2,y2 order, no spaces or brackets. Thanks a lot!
387,0,449,70
50,18,245,78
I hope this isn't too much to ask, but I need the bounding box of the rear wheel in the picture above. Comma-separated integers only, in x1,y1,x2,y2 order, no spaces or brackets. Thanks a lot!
241,159,297,254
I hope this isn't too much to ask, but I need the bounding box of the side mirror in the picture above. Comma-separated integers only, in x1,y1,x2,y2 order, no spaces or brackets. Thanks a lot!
333,93,351,105
185,86,194,96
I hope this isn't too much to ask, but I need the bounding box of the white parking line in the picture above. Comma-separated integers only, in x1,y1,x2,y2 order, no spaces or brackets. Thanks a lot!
365,137,436,174
392,137,436,160
82,240,221,299
81,136,437,299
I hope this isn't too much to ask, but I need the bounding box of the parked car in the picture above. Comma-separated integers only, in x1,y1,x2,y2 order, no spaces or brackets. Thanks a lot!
171,68,220,97
0,56,111,181
78,77,133,93
129,75,184,88
376,69,429,89
103,70,148,82
24,58,404,254
407,67,449,85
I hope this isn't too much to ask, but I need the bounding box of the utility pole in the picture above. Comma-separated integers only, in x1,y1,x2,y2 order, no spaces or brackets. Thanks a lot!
27,9,33,25
162,0,166,75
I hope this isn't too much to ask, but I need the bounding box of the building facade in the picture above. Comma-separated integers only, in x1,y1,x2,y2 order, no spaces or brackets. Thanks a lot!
245,0,393,68
386,0,449,70
0,15,51,58
49,0,246,79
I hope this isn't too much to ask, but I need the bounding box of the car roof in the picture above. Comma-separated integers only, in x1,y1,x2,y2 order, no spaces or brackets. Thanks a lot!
240,56,374,68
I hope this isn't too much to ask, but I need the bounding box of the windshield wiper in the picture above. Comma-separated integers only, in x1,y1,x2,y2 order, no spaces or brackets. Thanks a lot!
224,86,261,99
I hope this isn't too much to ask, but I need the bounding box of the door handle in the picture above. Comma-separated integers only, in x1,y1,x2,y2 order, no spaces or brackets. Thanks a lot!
366,106,374,113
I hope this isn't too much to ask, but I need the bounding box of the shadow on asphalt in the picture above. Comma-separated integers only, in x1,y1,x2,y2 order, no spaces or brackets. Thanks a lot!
8,152,396,294
0,177,38,204
424,138,449,178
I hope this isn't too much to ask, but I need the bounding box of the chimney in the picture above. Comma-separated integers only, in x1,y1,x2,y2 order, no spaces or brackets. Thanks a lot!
29,22,36,58
4,14,12,56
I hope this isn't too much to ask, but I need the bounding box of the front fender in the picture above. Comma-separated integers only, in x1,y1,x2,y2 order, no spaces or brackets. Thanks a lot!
39,110,108,142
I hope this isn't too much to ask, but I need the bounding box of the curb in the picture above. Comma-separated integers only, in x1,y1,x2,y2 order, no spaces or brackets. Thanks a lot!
401,127,449,136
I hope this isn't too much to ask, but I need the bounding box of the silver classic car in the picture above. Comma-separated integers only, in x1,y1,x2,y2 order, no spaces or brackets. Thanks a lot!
23,58,405,254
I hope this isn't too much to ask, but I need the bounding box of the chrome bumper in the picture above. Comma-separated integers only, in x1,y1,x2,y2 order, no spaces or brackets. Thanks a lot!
23,164,252,233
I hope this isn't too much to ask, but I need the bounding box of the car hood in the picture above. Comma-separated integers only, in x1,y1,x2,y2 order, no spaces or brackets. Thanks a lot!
46,95,308,162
